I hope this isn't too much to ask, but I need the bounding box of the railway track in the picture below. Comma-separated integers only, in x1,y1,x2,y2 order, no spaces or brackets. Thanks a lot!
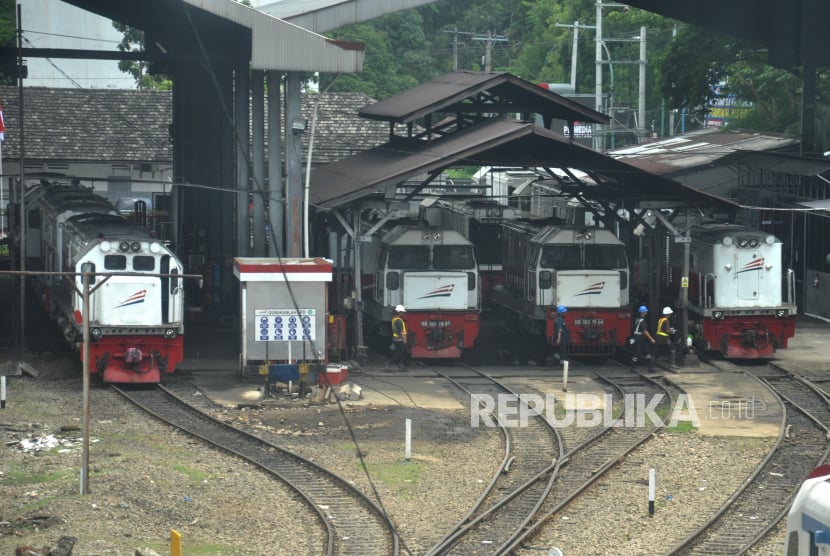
502,365,677,553
664,363,830,555
113,385,400,556
426,362,676,555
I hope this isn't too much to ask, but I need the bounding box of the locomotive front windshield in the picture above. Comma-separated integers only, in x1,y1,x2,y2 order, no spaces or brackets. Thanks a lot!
388,246,430,269
104,254,157,271
540,244,627,270
433,245,476,269
387,245,476,270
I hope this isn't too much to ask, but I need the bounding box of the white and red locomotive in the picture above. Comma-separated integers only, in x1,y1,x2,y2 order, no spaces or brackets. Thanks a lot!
22,181,185,383
642,222,796,358
489,222,632,357
361,225,481,358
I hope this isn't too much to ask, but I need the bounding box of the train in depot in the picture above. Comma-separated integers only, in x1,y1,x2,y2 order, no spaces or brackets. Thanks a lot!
636,221,796,358
17,181,185,383
487,221,632,361
783,464,830,556
359,223,481,359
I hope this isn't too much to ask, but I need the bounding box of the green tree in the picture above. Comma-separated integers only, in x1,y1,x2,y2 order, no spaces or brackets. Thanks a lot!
112,21,171,90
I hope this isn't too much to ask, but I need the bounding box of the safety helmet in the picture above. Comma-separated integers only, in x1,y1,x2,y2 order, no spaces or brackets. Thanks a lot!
662,307,673,315
638,305,648,313
557,305,567,314
394,304,406,313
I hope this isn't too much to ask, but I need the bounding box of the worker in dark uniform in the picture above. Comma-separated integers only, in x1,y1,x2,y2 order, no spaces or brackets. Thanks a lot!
631,305,656,370
386,304,408,370
552,305,569,366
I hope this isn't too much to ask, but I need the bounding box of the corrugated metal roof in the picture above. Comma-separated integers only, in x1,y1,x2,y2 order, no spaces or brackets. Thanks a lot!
717,151,830,176
258,0,440,33
609,128,798,175
359,71,610,126
310,118,733,210
66,0,364,73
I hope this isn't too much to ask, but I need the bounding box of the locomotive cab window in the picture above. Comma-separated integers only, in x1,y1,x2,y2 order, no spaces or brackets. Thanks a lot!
585,245,627,269
434,246,475,269
540,245,580,269
388,246,429,269
104,254,127,270
27,209,41,229
133,256,155,271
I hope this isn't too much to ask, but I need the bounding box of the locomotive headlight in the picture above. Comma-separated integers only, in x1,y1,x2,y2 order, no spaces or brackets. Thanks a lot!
149,242,162,254
713,311,724,320
130,241,141,252
99,240,112,253
765,235,776,245
722,236,733,246
749,239,759,248
738,238,749,248
724,264,732,271
91,328,102,339
765,263,773,270
776,309,787,318
422,232,430,241
432,231,441,241
119,241,130,252
164,328,176,339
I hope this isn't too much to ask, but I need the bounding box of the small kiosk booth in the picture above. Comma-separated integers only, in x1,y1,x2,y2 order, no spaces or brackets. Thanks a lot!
234,257,333,384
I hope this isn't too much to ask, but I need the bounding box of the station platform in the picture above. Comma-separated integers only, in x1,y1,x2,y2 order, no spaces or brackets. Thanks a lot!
176,315,830,438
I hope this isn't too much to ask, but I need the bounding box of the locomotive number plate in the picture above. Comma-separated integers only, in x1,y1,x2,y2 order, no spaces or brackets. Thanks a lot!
574,318,604,325
421,320,451,327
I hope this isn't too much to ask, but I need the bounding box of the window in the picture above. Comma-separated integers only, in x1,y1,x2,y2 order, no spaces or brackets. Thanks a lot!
133,256,155,271
104,255,127,270
434,246,475,270
388,246,429,269
540,245,581,269
585,245,628,269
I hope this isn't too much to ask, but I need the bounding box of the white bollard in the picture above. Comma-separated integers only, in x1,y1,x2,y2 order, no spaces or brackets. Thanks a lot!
562,360,569,392
1,375,5,409
649,468,656,516
405,418,412,461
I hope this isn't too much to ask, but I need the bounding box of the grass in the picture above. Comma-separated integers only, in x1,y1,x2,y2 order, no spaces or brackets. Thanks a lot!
0,461,71,486
665,420,697,433
362,461,425,499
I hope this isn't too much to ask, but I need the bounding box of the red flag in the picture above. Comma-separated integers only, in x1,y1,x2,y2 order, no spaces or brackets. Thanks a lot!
0,102,5,141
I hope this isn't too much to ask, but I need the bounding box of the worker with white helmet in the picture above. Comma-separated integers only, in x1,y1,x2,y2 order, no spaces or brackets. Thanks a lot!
656,307,678,365
386,305,408,371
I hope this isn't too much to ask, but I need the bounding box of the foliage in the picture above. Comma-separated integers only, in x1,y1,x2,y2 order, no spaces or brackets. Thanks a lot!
112,21,172,90
0,0,825,144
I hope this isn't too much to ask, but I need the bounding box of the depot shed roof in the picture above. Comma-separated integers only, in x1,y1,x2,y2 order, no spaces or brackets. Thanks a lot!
309,118,735,210
65,0,364,73
358,71,609,127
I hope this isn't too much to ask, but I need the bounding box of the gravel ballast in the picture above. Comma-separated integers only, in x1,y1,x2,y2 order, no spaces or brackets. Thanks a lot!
0,353,789,555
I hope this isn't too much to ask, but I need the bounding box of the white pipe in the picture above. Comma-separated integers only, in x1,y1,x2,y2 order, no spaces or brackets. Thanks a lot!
405,418,412,460
304,76,339,258
562,360,569,392
1,375,5,409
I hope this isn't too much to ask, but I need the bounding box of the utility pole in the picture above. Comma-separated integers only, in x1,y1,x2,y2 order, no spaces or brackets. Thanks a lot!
595,2,604,151
555,21,594,92
638,26,647,142
443,28,474,71
472,31,508,72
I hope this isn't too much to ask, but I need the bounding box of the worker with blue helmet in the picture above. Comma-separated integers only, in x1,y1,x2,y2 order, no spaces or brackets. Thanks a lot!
631,304,656,370
552,305,569,365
